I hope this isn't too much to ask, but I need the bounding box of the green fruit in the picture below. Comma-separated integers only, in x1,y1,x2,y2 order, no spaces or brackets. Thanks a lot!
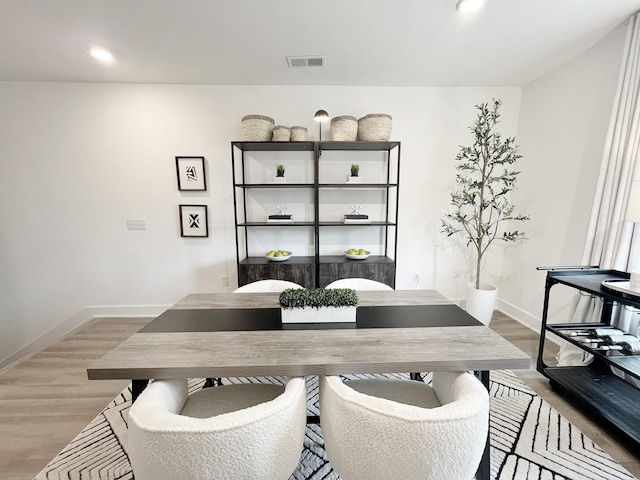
358,249,366,255
266,251,275,257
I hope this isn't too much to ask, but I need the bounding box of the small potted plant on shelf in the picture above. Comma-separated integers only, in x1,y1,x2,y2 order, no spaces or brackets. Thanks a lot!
273,164,286,183
279,288,359,323
348,164,361,183
441,99,529,325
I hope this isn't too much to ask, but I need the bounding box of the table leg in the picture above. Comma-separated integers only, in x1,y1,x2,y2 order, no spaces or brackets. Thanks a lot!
475,370,490,480
131,379,149,403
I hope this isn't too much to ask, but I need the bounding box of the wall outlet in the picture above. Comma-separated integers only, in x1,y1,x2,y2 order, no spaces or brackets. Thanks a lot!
221,275,229,286
412,273,420,286
127,218,147,230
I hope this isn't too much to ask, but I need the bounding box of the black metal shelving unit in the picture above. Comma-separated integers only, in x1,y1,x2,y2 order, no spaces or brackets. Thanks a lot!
537,267,640,449
231,141,400,288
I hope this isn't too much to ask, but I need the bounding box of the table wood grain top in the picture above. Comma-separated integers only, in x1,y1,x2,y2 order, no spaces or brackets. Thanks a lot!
88,326,530,379
88,289,530,380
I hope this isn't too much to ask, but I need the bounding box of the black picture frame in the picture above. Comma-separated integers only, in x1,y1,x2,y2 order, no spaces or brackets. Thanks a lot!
176,156,206,191
179,204,208,237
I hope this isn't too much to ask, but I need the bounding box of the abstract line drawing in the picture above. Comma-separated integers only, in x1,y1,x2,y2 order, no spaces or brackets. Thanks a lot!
185,166,198,182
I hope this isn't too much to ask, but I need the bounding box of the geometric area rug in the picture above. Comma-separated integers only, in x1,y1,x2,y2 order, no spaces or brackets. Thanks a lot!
33,370,637,480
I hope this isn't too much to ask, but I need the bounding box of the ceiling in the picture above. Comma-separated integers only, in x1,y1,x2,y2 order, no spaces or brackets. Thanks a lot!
2,0,640,87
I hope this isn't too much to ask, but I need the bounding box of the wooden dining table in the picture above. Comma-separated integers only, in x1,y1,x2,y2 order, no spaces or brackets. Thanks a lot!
88,289,530,480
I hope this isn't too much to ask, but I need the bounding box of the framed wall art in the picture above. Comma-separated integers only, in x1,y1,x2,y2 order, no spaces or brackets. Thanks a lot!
179,204,208,237
176,156,206,191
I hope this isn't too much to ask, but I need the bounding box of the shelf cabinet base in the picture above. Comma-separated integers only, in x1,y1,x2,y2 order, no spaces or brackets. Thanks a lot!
238,255,395,289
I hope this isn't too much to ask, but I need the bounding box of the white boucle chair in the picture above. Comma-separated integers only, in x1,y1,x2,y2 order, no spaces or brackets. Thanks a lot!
233,279,304,292
128,376,307,480
325,278,393,290
319,371,489,480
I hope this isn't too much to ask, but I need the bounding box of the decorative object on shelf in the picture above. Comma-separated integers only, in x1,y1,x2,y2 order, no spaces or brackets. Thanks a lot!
279,288,358,323
441,99,529,325
272,125,291,142
344,248,371,260
272,164,286,183
290,126,307,141
175,156,206,191
267,205,293,223
331,115,358,141
347,164,361,182
179,204,208,237
314,109,330,141
344,205,370,224
241,114,275,141
357,113,392,141
265,250,292,261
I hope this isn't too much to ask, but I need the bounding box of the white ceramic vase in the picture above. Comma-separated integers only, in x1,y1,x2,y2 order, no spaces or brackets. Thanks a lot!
465,282,497,326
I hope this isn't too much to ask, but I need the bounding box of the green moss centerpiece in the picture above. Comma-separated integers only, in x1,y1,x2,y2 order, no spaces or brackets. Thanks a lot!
279,288,359,323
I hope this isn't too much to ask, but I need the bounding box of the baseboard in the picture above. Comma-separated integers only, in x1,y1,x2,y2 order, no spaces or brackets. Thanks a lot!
87,305,170,318
0,307,95,370
496,298,561,346
496,298,539,332
0,305,170,370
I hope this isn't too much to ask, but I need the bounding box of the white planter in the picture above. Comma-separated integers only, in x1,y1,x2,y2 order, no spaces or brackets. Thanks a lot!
465,283,497,326
281,306,356,323
272,177,287,183
347,176,362,183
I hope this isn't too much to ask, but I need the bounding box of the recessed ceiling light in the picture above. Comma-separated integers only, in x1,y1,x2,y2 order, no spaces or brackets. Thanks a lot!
456,0,485,13
87,45,114,63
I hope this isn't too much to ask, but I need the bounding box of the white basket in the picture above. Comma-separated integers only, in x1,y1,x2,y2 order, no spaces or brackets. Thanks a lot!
331,115,358,141
357,114,392,141
272,125,291,142
290,126,307,141
241,115,275,141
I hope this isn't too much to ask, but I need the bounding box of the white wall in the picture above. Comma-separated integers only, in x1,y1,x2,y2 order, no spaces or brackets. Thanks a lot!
499,21,628,329
0,84,521,365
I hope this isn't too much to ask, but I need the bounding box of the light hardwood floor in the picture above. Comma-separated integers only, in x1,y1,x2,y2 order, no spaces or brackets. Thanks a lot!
1,312,639,480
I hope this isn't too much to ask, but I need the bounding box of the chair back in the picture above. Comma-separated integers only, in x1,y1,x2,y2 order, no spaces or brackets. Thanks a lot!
128,377,307,480
233,279,304,293
325,278,393,290
319,372,489,480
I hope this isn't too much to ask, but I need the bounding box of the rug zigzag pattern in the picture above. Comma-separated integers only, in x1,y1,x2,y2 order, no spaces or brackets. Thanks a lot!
34,371,636,480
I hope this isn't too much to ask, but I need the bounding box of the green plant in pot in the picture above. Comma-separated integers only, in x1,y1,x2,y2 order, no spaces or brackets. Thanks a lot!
350,164,360,177
276,164,285,177
441,99,529,325
279,288,359,323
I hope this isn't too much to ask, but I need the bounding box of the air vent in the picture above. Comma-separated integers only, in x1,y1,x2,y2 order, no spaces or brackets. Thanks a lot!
286,56,326,68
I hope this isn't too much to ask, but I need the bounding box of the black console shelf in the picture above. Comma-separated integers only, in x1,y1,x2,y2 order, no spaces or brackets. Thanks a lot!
537,267,640,451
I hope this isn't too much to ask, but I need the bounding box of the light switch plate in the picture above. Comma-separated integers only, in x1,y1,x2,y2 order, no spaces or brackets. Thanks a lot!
127,218,147,230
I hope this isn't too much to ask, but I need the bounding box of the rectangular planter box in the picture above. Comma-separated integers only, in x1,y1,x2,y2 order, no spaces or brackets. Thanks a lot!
281,306,356,323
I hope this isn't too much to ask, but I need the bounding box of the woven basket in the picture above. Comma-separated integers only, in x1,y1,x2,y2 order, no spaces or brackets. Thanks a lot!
272,125,291,142
241,115,275,141
357,114,392,141
290,126,307,141
331,115,358,141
